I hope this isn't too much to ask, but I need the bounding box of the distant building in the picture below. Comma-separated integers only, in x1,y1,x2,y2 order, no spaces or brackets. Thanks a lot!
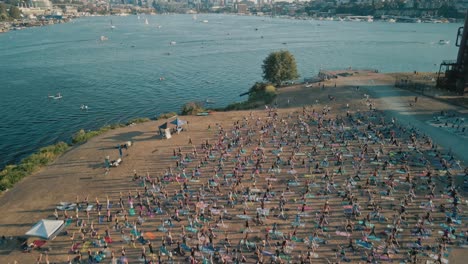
19,0,53,15
64,6,79,16
237,3,248,13
30,0,52,9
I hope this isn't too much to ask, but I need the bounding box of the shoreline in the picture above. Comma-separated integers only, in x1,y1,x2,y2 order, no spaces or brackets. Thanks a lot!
0,17,72,33
1,70,466,193
1,12,461,34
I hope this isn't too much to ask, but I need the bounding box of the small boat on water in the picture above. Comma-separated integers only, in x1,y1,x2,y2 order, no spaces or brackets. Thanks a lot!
205,99,215,104
49,93,62,100
100,36,108,41
202,20,208,23
170,41,176,45
439,40,450,45
80,104,88,110
145,18,149,25
110,20,115,29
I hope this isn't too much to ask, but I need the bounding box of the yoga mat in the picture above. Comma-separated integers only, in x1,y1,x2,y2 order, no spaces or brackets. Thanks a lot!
292,236,304,242
236,214,252,220
356,240,372,249
201,246,215,254
65,218,73,227
288,181,300,186
241,240,256,248
121,235,130,243
181,244,191,251
70,242,81,252
160,246,169,255
309,236,324,243
186,227,198,233
336,231,350,237
129,208,136,216
268,230,283,236
200,216,211,222
297,206,313,211
33,240,46,248
80,241,92,254
429,254,448,264
130,229,140,237
291,222,305,227
256,208,270,216
146,232,156,240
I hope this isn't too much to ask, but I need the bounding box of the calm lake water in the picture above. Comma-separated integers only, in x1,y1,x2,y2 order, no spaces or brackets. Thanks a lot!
0,14,459,169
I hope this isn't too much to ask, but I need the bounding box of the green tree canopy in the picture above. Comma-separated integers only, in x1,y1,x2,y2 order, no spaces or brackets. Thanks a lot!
0,3,8,21
248,82,277,104
262,50,299,86
8,6,21,20
0,3,7,14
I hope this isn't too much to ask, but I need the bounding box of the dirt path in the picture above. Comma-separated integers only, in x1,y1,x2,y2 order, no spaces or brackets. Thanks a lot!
311,72,468,164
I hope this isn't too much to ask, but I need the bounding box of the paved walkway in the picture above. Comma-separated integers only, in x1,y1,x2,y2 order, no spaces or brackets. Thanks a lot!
361,79,468,165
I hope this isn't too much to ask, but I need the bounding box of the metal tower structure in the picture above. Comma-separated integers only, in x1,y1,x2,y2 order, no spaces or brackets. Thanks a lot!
437,11,468,95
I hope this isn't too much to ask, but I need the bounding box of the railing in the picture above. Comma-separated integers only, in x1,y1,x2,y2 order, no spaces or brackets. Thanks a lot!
440,60,457,65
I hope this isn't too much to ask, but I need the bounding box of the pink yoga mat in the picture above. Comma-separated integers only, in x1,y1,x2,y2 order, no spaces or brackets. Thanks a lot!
336,231,350,237
297,206,313,211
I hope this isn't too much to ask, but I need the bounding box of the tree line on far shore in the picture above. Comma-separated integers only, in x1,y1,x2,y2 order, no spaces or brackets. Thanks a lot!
0,2,21,21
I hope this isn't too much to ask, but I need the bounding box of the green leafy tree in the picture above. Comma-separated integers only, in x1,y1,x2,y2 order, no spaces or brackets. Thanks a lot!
0,3,7,15
262,50,299,86
0,3,8,21
8,6,21,19
248,82,277,104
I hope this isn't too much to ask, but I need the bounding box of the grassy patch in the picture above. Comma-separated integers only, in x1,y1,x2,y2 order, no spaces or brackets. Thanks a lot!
181,102,205,115
158,112,177,119
223,83,277,111
72,124,126,144
127,117,151,125
224,101,262,111
0,142,69,191
1,115,155,192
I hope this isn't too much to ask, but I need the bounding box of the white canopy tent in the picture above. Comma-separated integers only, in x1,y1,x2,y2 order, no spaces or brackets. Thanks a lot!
25,219,64,239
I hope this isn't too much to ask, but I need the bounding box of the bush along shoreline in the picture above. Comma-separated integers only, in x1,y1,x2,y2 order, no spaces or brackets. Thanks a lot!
223,82,277,111
0,142,69,191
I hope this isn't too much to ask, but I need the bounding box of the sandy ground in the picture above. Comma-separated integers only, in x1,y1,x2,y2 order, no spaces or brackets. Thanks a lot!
0,71,466,264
